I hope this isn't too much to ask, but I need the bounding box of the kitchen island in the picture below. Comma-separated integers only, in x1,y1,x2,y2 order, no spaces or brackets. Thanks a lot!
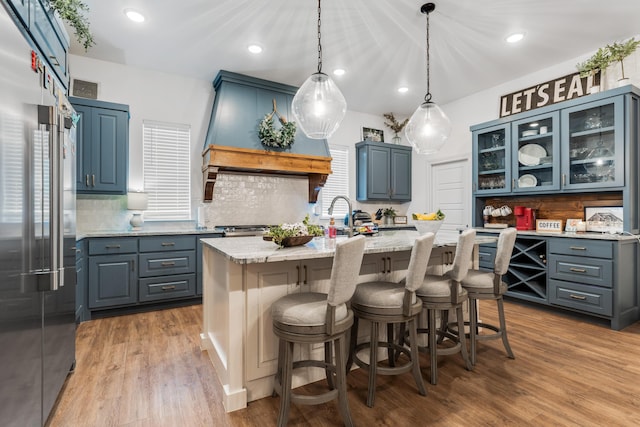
199,230,495,412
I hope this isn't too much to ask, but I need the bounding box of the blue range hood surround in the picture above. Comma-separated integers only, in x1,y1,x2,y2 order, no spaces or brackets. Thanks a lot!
202,71,332,203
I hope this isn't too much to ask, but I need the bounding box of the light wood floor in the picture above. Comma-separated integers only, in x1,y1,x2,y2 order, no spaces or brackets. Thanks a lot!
48,301,640,426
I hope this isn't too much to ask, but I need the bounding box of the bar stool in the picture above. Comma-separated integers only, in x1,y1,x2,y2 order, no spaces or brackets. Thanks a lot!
461,227,517,365
271,235,366,427
415,228,476,385
348,233,435,407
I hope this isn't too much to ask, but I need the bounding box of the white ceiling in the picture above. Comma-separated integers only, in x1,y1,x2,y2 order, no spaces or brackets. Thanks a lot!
68,0,640,117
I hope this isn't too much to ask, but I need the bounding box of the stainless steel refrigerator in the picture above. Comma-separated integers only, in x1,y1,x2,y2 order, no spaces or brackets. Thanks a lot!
0,3,77,426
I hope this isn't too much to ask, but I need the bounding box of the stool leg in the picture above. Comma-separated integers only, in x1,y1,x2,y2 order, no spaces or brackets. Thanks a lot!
366,320,379,407
334,334,354,427
325,341,335,389
437,309,449,344
277,340,294,427
469,297,478,366
428,308,438,385
408,318,426,396
273,338,285,397
387,323,395,367
346,316,359,373
456,305,473,371
497,298,515,359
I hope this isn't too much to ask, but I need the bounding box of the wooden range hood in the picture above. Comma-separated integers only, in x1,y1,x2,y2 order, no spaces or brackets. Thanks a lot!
202,145,332,203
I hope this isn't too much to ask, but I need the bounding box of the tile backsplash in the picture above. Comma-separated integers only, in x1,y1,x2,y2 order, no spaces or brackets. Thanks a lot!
76,172,312,232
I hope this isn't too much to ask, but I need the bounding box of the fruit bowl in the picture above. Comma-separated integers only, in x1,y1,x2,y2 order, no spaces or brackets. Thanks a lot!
280,235,314,247
414,220,444,235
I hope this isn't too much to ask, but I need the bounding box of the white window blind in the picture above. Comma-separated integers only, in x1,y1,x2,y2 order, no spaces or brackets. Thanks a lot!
143,121,191,220
321,145,349,219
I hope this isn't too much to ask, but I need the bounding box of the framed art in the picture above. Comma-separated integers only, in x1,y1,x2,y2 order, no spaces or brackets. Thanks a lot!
393,215,407,225
584,205,623,233
565,218,583,232
362,127,384,142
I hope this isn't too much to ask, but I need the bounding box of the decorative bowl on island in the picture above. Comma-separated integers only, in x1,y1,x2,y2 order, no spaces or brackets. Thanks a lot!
280,235,314,247
414,220,444,235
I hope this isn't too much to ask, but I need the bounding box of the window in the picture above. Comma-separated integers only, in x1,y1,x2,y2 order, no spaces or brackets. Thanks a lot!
320,145,349,219
142,121,191,220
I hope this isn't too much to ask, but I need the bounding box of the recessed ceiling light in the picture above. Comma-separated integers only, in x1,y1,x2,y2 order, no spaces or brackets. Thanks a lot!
247,44,263,54
124,9,145,23
397,87,409,93
506,32,525,44
333,68,345,76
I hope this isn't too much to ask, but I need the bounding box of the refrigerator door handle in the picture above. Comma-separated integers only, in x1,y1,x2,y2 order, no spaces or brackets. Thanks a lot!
38,105,64,291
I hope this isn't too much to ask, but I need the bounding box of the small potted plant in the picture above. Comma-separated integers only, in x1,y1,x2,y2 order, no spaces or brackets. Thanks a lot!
576,47,610,93
383,113,409,145
383,207,397,225
607,37,640,86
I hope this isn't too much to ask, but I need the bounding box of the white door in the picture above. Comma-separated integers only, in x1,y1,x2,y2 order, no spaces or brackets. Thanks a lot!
430,158,471,242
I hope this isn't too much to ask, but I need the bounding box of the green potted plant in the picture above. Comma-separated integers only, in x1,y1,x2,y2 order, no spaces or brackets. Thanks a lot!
607,37,640,86
49,0,94,50
576,47,610,93
383,113,409,145
383,207,397,225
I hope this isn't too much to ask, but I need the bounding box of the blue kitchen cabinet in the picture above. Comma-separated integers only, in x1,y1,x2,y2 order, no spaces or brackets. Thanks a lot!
88,254,137,308
70,97,129,194
356,140,412,202
4,0,70,89
472,123,511,194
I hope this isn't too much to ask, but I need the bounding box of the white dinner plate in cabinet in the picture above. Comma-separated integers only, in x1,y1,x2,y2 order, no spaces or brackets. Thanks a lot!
518,144,546,166
518,174,537,188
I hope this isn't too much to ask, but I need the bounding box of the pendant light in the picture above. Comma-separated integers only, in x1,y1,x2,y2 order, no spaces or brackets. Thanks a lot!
292,0,347,139
405,3,451,155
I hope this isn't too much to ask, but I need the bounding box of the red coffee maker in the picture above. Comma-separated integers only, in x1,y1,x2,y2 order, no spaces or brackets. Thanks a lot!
514,206,536,230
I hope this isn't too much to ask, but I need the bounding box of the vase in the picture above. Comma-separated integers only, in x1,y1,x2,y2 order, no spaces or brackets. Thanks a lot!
391,135,401,145
384,216,393,225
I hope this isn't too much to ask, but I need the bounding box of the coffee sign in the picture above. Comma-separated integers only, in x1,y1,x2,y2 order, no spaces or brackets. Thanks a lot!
499,72,600,118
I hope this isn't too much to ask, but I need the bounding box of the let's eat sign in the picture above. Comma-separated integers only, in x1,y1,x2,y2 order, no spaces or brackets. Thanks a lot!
499,72,600,117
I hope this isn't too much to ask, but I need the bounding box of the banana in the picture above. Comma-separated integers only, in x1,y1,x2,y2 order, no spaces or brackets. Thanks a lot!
412,210,445,221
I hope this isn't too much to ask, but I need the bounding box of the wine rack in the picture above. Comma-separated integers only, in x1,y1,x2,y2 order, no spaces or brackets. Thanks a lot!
504,237,548,303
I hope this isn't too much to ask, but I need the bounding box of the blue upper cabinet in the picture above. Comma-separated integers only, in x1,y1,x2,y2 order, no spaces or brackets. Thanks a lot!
203,70,331,157
472,123,511,195
4,0,70,90
356,140,412,202
70,97,130,195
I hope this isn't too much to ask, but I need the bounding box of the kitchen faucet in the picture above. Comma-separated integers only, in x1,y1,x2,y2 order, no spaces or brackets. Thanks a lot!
328,195,353,238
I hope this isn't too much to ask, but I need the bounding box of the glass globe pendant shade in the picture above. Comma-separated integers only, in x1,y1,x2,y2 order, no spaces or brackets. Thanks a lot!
405,101,451,155
292,72,347,139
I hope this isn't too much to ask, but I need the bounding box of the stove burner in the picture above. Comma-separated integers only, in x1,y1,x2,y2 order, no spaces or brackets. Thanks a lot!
216,225,270,237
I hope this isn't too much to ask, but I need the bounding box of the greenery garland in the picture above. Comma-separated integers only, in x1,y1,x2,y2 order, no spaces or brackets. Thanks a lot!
49,0,94,50
258,100,296,149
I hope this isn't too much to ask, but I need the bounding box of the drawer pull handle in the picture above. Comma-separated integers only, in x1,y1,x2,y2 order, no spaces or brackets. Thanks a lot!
92,174,95,187
569,246,587,251
161,261,176,267
161,242,176,247
569,267,587,273
570,294,587,301
105,244,121,249
85,174,89,186
161,285,176,291
381,257,386,274
296,265,300,286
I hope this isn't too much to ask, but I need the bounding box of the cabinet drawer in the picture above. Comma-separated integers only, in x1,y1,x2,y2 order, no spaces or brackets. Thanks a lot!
139,235,195,253
548,255,612,288
138,251,196,277
139,274,196,302
478,245,496,270
549,279,612,316
548,239,612,259
89,238,138,255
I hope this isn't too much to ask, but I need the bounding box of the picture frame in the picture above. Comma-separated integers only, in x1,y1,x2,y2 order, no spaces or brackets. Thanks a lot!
393,215,407,225
362,127,384,142
565,218,583,232
584,205,623,233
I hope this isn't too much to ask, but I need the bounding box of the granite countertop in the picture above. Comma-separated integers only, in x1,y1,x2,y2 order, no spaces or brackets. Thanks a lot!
77,228,223,240
200,229,497,264
474,227,640,241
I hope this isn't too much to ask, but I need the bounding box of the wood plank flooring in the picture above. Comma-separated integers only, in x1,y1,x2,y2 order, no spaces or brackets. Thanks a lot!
48,301,640,426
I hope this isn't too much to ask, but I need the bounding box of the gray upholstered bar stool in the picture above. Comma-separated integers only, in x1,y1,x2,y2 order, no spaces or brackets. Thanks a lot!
414,228,476,385
348,233,435,407
271,235,366,427
461,227,517,365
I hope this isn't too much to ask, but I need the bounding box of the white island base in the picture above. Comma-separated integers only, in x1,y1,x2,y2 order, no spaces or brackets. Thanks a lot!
200,232,488,412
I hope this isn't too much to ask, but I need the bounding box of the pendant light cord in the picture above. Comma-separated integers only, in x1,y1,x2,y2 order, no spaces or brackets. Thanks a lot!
424,7,432,103
317,0,323,73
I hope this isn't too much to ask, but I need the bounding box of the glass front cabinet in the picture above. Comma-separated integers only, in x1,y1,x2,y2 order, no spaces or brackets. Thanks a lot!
472,124,511,194
561,96,624,189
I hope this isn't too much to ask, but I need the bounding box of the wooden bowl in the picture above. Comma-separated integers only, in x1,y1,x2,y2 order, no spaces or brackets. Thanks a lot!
280,235,314,247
